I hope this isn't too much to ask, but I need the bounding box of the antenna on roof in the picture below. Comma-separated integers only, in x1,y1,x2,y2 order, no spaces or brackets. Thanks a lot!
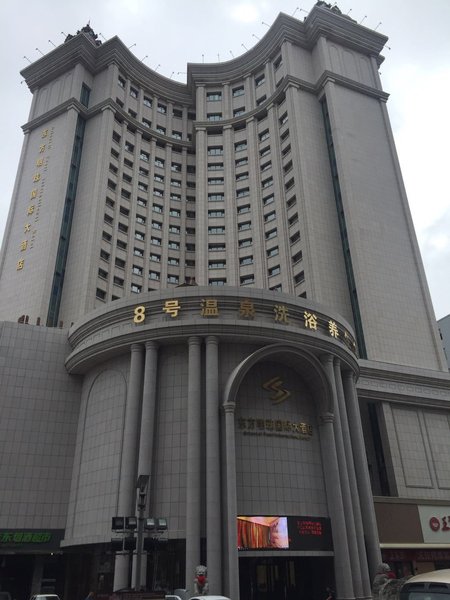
292,7,300,16
99,33,107,41
229,50,235,58
262,21,270,27
61,31,67,37
170,72,175,78
374,22,382,30
23,56,32,64
217,54,220,62
252,34,260,41
128,43,136,50
346,8,352,15
48,40,56,48
141,55,148,62
202,54,204,63
241,43,248,51
359,15,367,25
36,48,44,56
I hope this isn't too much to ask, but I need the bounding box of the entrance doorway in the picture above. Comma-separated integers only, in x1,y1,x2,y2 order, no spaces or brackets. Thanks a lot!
239,556,334,600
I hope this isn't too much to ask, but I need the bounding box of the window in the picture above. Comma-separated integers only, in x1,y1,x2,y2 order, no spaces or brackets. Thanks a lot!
263,194,274,206
208,146,223,155
237,204,250,215
294,271,305,284
124,158,133,169
208,162,223,171
207,113,222,121
264,210,276,223
292,251,303,264
290,231,300,244
137,197,147,208
113,275,124,287
173,108,183,118
151,237,162,246
111,148,120,159
116,98,124,108
149,270,160,281
235,141,247,152
209,243,226,251
256,95,266,106
96,288,106,300
132,265,143,276
143,96,152,107
233,86,244,97
140,150,150,162
104,213,113,225
131,283,142,293
209,278,226,286
141,118,151,129
171,179,181,187
288,213,299,226
267,246,279,258
113,131,121,144
117,240,127,250
134,247,144,257
207,91,222,101
154,158,165,169
274,55,282,70
265,228,277,240
135,231,145,241
107,179,117,191
169,225,180,234
139,167,149,177
236,172,248,182
115,258,126,270
130,87,138,99
102,231,112,242
209,260,226,269
262,177,273,189
170,208,181,217
281,128,290,142
208,209,225,218
238,221,251,231
239,238,252,248
152,221,162,230
209,226,225,234
128,109,137,119
156,125,166,135
271,284,282,292
125,142,134,153
153,189,163,198
138,182,148,192
240,274,255,285
171,162,182,172
208,177,224,185
208,193,224,202
167,274,179,284
240,255,253,266
235,157,248,167
186,243,196,252
282,144,291,157
168,240,180,250
171,193,181,201
285,178,295,191
186,227,196,235
236,187,249,198
157,103,167,114
259,129,270,142
261,161,272,172
136,215,146,225
118,76,126,88
106,197,115,208
233,107,245,117
260,146,270,158
154,174,164,184
119,207,129,218
168,257,179,266
109,163,118,175
118,222,128,233
279,112,288,126
100,249,110,261
255,74,265,87
98,268,108,280
268,265,281,277
123,173,132,184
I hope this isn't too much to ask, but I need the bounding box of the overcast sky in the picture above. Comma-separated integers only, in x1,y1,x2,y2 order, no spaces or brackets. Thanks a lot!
1,0,449,318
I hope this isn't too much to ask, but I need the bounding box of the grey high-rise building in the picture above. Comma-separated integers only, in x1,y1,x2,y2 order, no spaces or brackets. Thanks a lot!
1,5,450,600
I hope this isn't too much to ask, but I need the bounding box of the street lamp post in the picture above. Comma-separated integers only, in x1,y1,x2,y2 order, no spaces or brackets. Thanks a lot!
135,474,149,591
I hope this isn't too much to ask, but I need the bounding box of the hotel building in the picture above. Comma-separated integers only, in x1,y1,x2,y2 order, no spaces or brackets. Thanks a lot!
0,4,449,600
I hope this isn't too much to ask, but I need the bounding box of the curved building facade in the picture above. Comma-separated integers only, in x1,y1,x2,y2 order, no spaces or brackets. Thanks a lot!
1,4,450,600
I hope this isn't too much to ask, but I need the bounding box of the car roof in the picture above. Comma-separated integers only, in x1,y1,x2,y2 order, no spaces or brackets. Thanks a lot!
405,569,450,584
189,596,231,600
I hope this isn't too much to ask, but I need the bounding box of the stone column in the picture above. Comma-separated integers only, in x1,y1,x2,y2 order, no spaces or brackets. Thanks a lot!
206,336,222,593
320,355,354,600
185,337,202,593
334,360,368,599
223,402,239,600
114,344,144,591
342,370,381,579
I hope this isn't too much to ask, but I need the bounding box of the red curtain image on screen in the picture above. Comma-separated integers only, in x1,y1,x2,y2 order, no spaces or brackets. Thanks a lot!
237,516,289,549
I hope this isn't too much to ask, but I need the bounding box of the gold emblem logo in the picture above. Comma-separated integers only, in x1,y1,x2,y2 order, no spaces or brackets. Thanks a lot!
262,377,291,404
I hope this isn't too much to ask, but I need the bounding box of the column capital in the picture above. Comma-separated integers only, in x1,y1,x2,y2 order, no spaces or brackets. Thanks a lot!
145,340,159,351
223,402,235,414
188,336,202,348
206,335,219,346
130,343,144,353
319,412,334,424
